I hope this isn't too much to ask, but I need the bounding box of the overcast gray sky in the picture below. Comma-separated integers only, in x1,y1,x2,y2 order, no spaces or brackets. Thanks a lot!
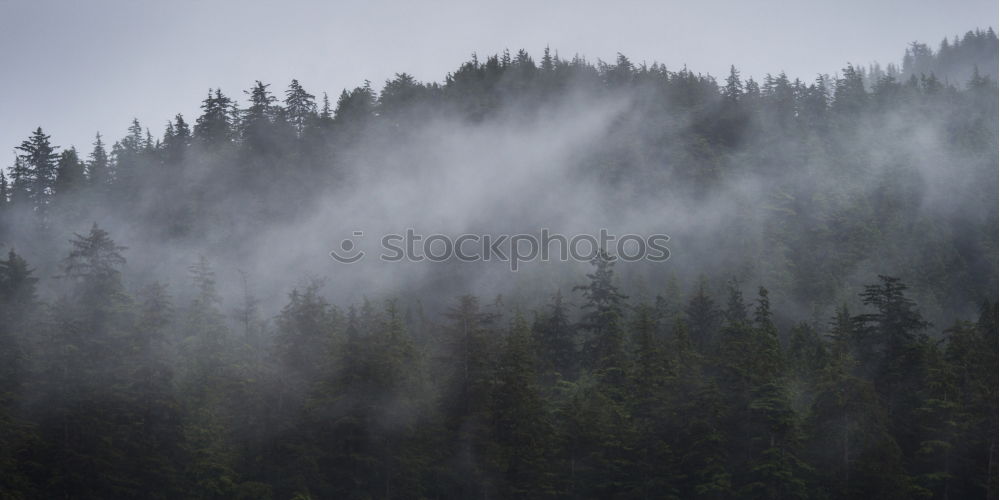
1,0,996,157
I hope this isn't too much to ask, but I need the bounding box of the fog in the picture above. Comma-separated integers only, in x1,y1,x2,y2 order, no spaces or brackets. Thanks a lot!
0,23,996,499
6,51,998,325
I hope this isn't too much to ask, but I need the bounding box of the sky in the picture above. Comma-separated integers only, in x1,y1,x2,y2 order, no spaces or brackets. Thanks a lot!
0,0,996,158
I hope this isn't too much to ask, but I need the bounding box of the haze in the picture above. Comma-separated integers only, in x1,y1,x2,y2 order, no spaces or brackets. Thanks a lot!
1,0,996,155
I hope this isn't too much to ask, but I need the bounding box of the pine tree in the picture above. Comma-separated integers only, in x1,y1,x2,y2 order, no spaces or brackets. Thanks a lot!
723,65,744,103
284,79,317,136
369,300,428,498
807,355,913,499
533,289,577,379
62,222,128,297
274,280,337,388
799,75,829,129
751,286,783,382
241,81,279,145
7,157,31,209
937,303,998,498
853,276,930,410
0,248,38,381
195,88,234,144
832,64,868,114
108,120,146,198
541,46,554,72
163,114,191,164
628,302,679,498
787,322,827,382
664,316,732,498
54,147,85,196
686,282,721,352
379,73,427,125
489,314,551,497
15,127,59,215
182,256,230,390
575,250,628,384
87,132,111,190
333,82,377,129
30,225,139,497
121,283,188,499
319,92,333,123
178,257,247,499
438,295,497,497
724,280,748,324
743,381,812,500
0,249,36,496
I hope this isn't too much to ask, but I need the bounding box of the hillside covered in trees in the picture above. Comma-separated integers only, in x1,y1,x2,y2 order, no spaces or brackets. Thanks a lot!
0,29,997,499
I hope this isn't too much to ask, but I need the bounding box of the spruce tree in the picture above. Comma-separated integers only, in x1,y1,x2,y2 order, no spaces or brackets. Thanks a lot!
15,127,59,215
194,88,235,144
53,147,85,197
489,314,551,497
534,289,577,379
87,132,111,190
575,250,628,384
284,79,317,136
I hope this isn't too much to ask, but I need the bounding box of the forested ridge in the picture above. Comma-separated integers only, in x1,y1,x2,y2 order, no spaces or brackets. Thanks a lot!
0,29,997,499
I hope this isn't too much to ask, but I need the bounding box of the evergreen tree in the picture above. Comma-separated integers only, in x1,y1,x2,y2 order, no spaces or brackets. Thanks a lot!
751,286,783,382
7,157,31,209
274,281,337,391
686,282,721,352
575,250,628,385
533,289,577,379
87,132,111,190
0,37,993,499
182,256,230,390
284,79,317,136
628,302,679,498
488,314,551,497
195,88,235,144
163,114,191,164
30,224,141,497
53,147,85,196
832,64,868,114
723,65,744,103
438,295,497,497
15,127,59,215
0,171,8,211
241,81,279,147
0,249,36,497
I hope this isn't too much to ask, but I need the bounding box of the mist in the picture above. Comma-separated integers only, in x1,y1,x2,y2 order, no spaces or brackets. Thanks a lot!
0,26,996,500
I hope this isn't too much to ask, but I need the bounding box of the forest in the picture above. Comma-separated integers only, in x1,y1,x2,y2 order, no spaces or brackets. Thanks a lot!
0,28,997,499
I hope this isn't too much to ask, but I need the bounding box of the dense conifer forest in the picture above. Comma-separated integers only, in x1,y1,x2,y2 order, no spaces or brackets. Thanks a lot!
0,28,997,499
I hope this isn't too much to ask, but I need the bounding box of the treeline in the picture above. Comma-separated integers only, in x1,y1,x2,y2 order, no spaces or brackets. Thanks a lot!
902,28,999,84
0,31,997,499
1,32,997,322
1,31,996,227
0,227,996,498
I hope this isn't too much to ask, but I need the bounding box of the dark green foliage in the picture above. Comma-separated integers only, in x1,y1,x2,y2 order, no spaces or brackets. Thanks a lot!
575,251,628,385
0,32,995,499
533,290,578,381
0,227,993,498
488,314,552,496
